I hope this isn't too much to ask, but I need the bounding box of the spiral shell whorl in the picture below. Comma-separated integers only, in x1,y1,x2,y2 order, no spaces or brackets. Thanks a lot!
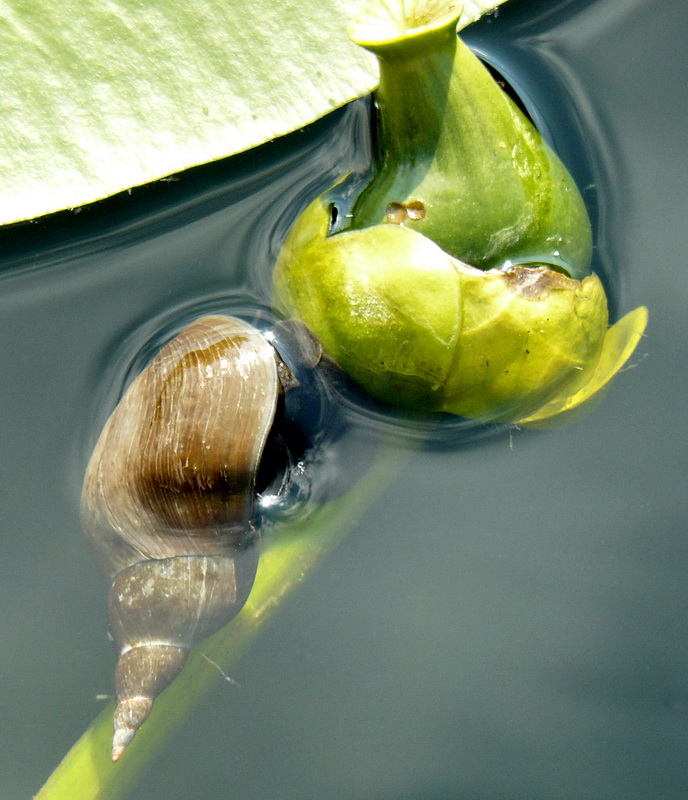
108,551,259,760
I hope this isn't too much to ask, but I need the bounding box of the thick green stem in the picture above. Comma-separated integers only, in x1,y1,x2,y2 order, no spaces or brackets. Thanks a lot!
369,24,458,166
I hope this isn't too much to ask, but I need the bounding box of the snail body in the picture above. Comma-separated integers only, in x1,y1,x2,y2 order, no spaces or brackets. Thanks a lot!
82,315,286,760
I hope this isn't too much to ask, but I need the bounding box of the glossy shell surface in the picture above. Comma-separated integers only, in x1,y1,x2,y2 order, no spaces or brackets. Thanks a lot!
82,314,279,578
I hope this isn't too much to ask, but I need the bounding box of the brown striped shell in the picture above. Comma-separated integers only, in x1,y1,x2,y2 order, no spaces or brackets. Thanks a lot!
81,315,280,760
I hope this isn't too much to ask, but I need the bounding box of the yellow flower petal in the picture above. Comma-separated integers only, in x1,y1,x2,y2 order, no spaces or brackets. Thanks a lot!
516,305,648,426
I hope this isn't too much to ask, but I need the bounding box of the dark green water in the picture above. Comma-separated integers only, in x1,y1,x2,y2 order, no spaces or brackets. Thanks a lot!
1,0,687,797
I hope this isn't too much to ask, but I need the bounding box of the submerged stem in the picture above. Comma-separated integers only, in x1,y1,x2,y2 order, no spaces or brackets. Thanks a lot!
36,442,405,800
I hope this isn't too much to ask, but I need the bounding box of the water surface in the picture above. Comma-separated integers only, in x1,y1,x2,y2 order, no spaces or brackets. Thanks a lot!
1,0,686,797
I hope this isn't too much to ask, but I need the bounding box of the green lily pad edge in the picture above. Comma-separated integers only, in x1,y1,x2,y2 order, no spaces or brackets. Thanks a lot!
0,0,508,226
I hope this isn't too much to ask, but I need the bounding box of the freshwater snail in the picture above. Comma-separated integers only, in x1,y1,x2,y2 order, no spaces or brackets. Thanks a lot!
81,314,320,761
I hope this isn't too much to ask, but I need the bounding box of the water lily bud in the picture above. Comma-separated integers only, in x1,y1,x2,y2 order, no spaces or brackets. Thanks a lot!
272,0,648,423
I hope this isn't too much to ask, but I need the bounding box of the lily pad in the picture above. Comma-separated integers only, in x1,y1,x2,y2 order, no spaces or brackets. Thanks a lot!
0,0,507,226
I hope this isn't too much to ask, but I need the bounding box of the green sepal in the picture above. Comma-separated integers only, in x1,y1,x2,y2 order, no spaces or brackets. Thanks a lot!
273,198,643,423
442,263,609,420
273,197,461,411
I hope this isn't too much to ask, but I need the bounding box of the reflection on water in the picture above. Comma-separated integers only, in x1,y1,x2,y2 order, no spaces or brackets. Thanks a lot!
0,0,686,797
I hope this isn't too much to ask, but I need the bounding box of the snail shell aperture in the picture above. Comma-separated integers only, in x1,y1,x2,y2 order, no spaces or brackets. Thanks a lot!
81,315,284,761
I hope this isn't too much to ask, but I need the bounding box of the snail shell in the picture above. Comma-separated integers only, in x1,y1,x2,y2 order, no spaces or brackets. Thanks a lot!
81,315,281,761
